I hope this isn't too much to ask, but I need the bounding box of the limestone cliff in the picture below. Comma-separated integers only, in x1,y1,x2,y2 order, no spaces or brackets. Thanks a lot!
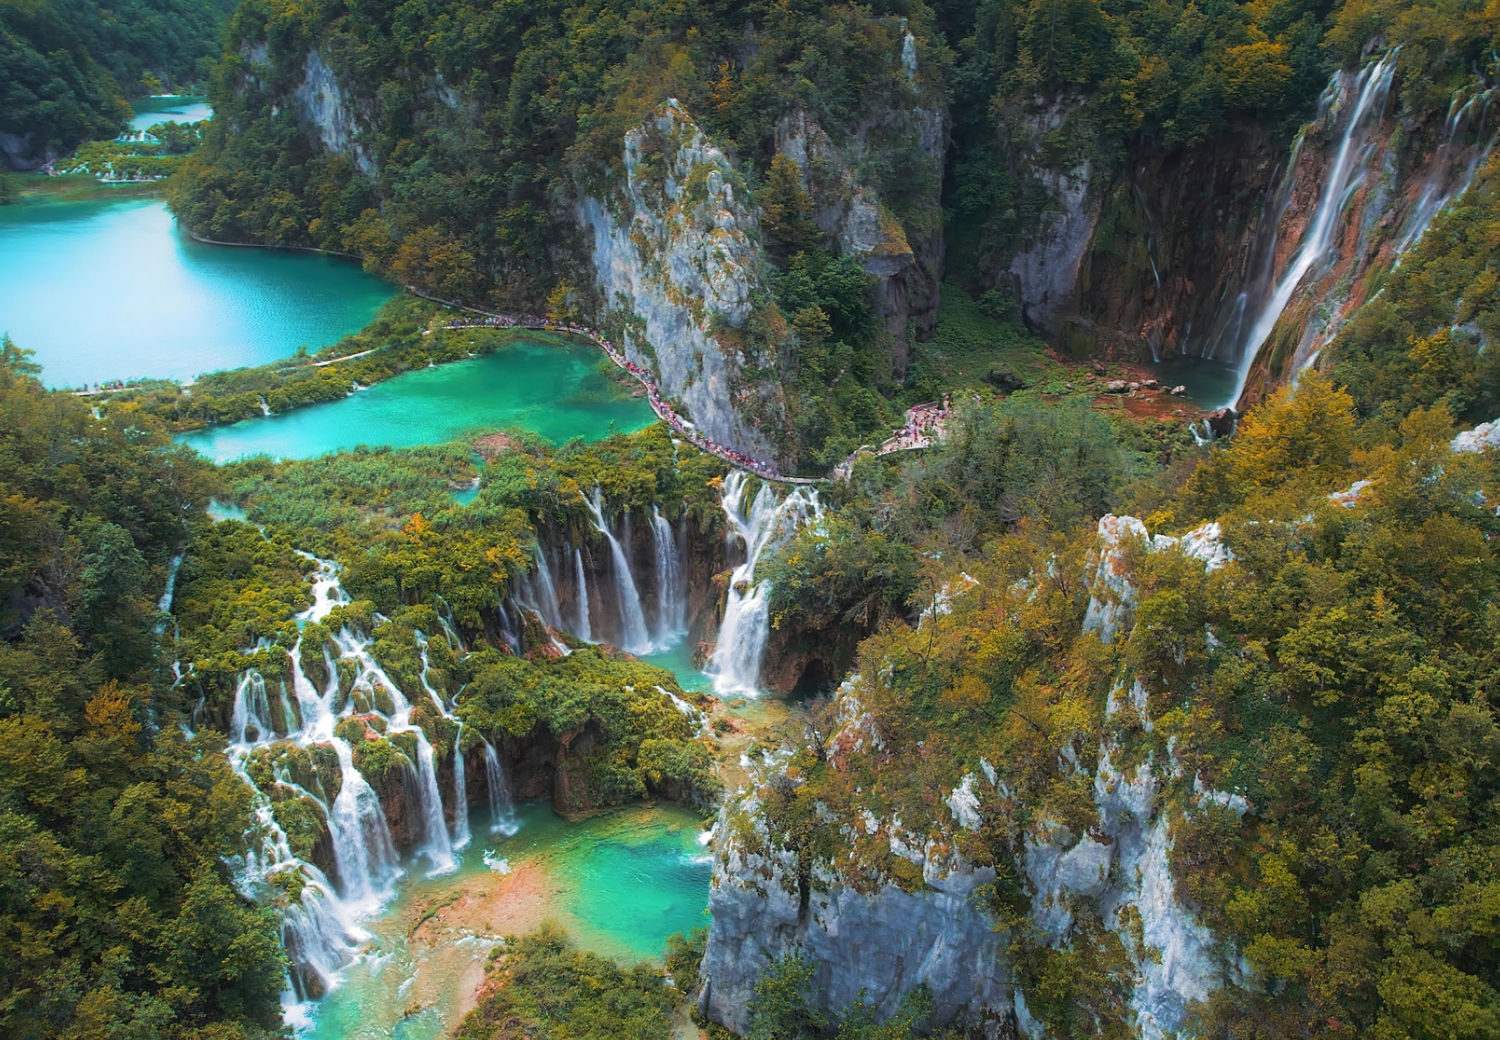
775,80,946,380
699,516,1243,1039
578,101,785,462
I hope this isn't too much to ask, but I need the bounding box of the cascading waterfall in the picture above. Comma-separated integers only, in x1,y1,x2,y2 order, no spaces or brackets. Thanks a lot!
222,554,492,1020
451,724,471,851
574,548,594,641
483,740,518,835
333,625,456,876
651,505,686,644
1225,52,1398,405
1397,85,1496,254
532,542,566,630
709,472,822,698
418,632,472,852
584,489,651,653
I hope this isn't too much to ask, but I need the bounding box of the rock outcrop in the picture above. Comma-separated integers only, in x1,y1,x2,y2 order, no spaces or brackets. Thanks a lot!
578,100,784,462
776,100,945,379
700,515,1244,1039
292,50,375,178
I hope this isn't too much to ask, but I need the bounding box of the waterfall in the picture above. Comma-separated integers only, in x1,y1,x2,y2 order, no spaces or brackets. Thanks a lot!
583,489,651,653
1397,86,1496,255
1225,53,1398,405
651,505,686,643
709,472,822,698
418,630,472,852
333,625,456,877
482,740,518,836
434,595,466,652
574,548,593,641
285,632,400,913
532,542,565,630
157,552,184,613
451,723,471,851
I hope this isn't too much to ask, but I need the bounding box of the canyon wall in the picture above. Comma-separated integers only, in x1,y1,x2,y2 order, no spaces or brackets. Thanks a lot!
576,101,784,461
999,57,1494,408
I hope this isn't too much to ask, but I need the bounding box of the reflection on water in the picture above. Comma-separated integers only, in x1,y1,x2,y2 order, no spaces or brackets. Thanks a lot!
1150,355,1240,409
176,343,655,462
0,197,394,388
300,802,710,1040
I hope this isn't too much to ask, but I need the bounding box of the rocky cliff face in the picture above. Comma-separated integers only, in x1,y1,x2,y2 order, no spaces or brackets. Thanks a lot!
699,515,1243,1039
291,50,376,178
998,57,1493,407
776,97,945,380
577,101,785,461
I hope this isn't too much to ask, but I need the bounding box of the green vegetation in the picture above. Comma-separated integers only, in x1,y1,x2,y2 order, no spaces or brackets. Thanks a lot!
455,924,679,1040
0,340,287,1038
50,119,206,179
1328,152,1500,438
0,0,232,167
737,364,1500,1036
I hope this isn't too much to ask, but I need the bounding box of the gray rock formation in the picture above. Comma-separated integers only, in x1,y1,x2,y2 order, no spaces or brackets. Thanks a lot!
293,51,375,178
775,96,945,379
577,100,782,461
700,516,1245,1040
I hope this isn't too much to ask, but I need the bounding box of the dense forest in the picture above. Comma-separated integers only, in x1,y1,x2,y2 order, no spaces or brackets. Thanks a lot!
163,0,1500,465
3,0,1500,1034
0,0,234,167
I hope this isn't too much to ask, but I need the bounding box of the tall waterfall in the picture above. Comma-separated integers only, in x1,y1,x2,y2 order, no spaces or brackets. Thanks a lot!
584,489,652,653
418,632,472,851
1225,53,1397,405
574,548,593,641
709,472,821,698
532,542,565,630
651,505,686,644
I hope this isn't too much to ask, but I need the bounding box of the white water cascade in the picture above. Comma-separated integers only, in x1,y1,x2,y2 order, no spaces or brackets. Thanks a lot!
584,489,652,653
574,548,593,641
532,543,566,630
222,554,487,1018
483,740,518,835
709,472,822,698
332,623,457,877
418,632,472,852
651,504,686,644
1225,53,1397,404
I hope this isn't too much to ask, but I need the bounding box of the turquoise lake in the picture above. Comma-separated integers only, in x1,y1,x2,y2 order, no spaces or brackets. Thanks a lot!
177,342,657,462
129,95,215,131
0,196,394,388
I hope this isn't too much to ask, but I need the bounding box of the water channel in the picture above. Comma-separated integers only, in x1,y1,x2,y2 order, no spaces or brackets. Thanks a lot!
298,801,710,1040
129,94,215,130
178,341,656,462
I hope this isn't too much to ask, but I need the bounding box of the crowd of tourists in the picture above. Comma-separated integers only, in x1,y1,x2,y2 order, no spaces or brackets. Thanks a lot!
442,304,951,483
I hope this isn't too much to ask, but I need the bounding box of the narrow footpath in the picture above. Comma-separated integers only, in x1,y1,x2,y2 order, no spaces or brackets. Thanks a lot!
424,292,947,483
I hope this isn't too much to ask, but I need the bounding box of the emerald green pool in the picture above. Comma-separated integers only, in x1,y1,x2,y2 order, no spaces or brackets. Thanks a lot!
177,342,656,462
300,802,711,1040
0,197,394,389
